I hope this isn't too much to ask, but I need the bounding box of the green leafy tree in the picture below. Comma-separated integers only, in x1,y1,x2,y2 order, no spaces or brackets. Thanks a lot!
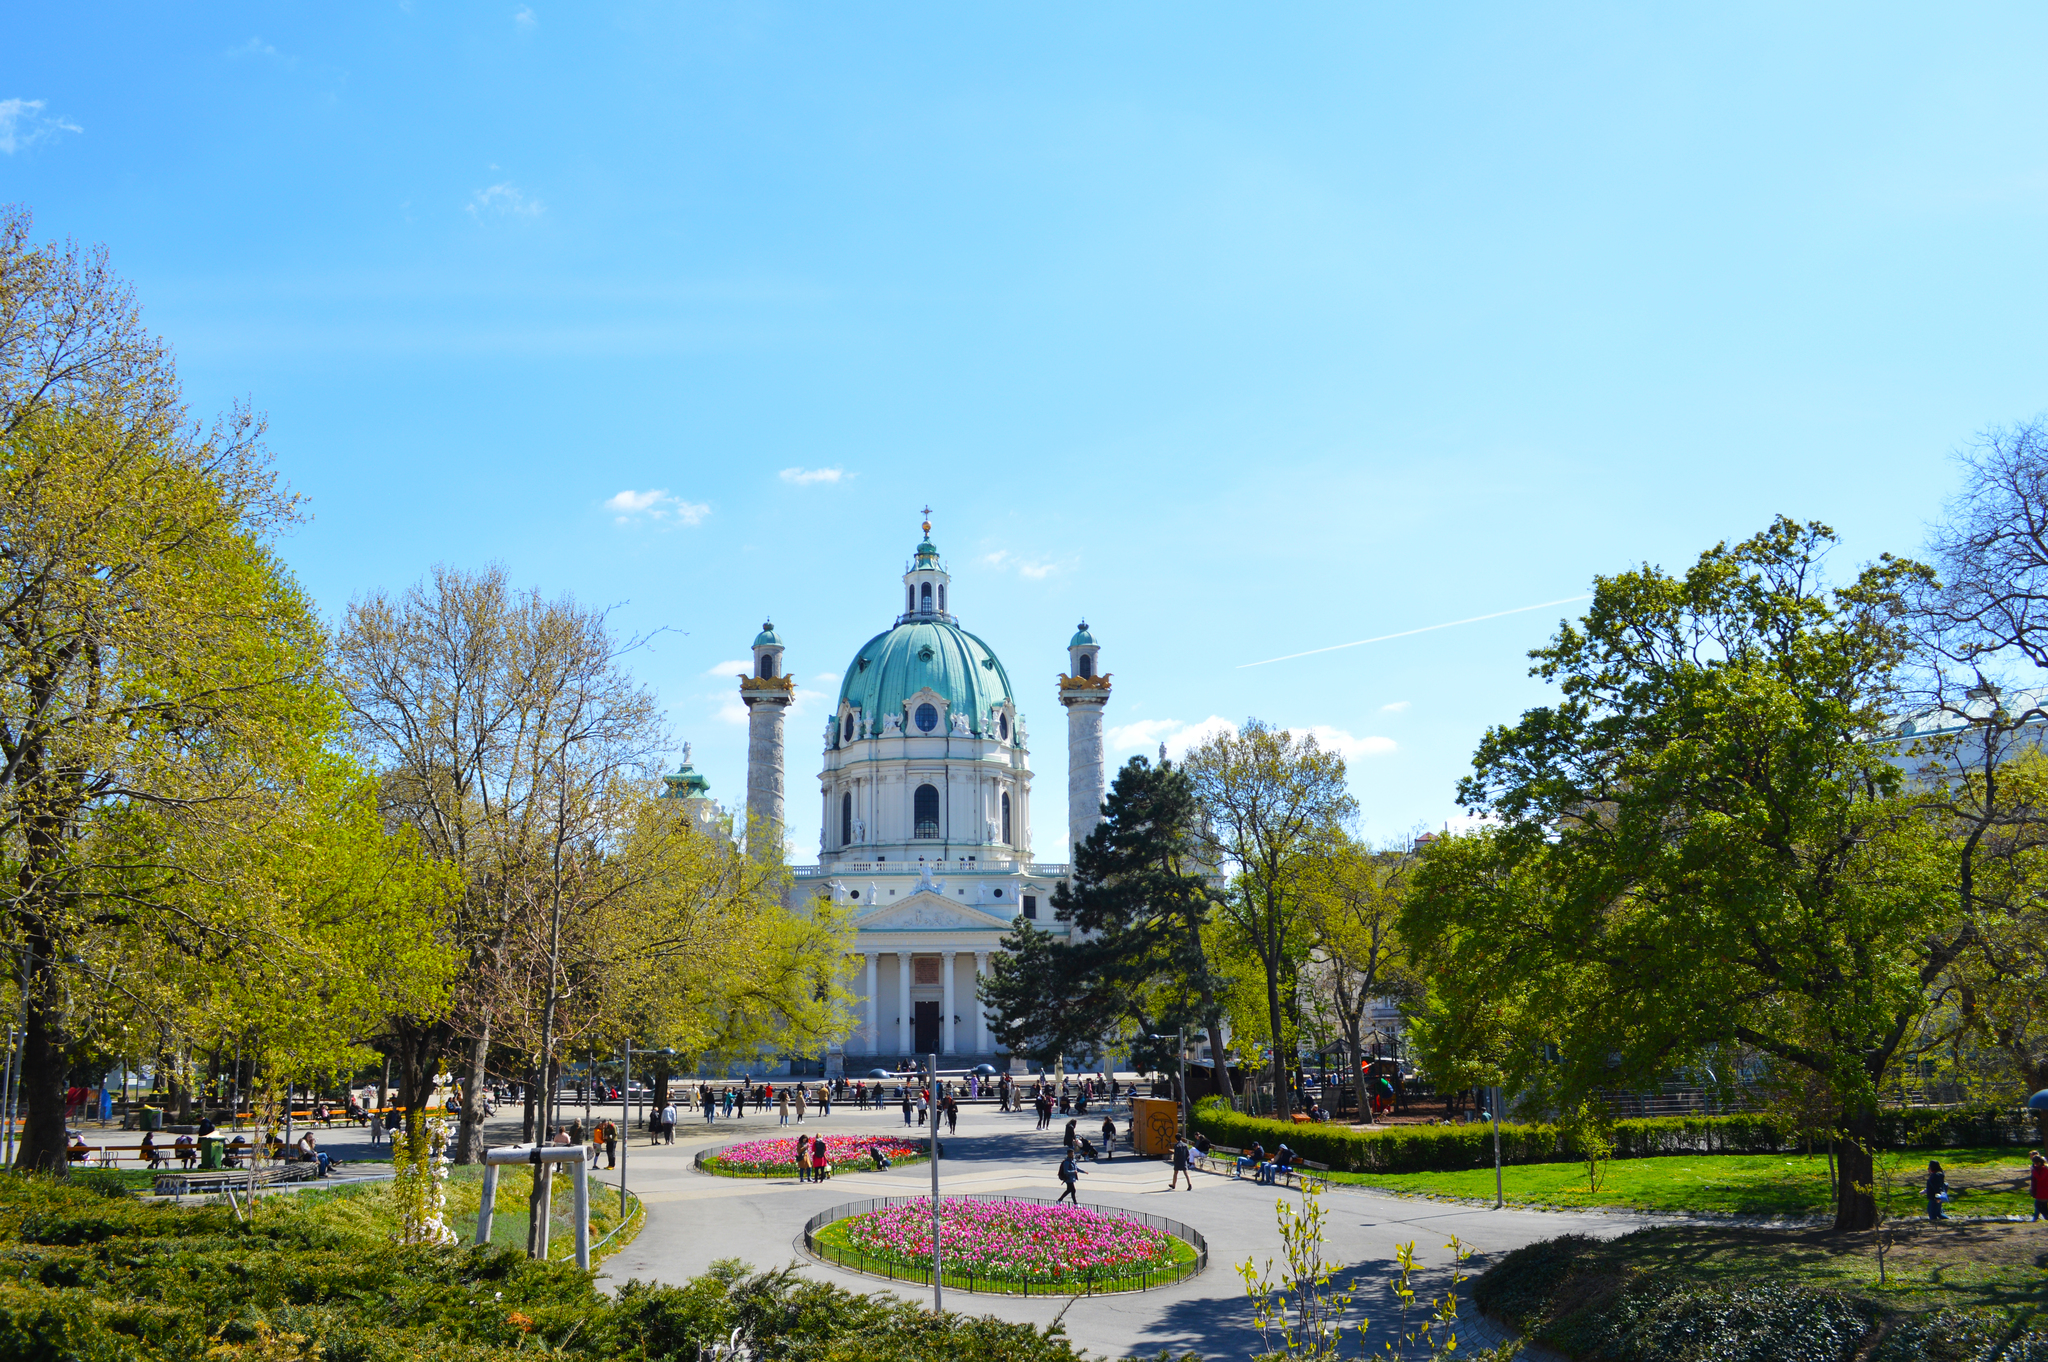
980,756,1233,1093
1405,518,1960,1231
1187,721,1355,1120
1,213,330,1171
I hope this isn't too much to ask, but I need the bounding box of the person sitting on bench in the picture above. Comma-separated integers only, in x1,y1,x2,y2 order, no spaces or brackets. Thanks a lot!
296,1130,331,1178
1259,1145,1294,1186
224,1134,249,1169
173,1133,197,1169
141,1131,163,1169
1236,1142,1265,1178
67,1133,91,1163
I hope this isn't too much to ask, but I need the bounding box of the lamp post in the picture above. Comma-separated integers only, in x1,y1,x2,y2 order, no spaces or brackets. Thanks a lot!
620,1044,676,1221
927,1052,942,1315
1147,1033,1189,1137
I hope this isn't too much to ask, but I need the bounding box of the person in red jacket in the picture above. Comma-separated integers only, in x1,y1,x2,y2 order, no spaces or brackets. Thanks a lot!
2031,1151,2047,1223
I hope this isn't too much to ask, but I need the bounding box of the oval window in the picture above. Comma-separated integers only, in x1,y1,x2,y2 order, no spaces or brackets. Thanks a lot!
915,703,938,732
993,888,1003,898
849,889,860,900
842,714,854,742
998,713,1010,740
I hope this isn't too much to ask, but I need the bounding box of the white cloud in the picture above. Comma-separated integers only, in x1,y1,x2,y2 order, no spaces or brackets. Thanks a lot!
703,659,754,678
981,549,1063,581
779,466,846,486
467,182,544,219
1106,715,1238,760
716,696,749,726
224,37,288,61
1306,726,1397,760
603,488,710,526
513,5,537,29
1379,700,1410,713
0,99,81,155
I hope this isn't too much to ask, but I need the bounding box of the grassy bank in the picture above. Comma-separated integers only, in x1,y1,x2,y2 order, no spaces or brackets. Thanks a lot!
1324,1146,2042,1218
1474,1222,2048,1360
0,1174,1182,1360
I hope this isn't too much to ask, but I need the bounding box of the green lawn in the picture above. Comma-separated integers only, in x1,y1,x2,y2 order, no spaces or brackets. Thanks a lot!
1324,1146,2043,1218
279,1166,640,1264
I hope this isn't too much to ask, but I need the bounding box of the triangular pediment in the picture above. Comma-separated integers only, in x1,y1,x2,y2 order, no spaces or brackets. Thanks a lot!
857,890,1011,932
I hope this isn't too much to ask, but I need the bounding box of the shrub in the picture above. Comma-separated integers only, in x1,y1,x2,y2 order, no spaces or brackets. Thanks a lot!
1189,1098,2037,1175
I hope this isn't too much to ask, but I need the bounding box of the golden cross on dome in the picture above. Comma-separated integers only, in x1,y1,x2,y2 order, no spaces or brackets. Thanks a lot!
921,504,932,536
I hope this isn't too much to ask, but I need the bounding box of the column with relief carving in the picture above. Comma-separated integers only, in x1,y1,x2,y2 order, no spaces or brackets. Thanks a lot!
941,950,957,1054
974,952,990,1055
896,951,912,1057
864,954,878,1055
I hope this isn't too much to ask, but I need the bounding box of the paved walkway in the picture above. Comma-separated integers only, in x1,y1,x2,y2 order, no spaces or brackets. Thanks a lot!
592,1101,1637,1360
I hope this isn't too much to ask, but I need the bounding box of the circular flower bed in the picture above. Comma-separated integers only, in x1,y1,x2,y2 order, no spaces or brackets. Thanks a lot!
810,1197,1199,1292
698,1134,927,1178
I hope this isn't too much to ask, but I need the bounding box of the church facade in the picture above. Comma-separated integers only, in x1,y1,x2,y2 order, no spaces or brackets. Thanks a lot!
687,517,1112,1071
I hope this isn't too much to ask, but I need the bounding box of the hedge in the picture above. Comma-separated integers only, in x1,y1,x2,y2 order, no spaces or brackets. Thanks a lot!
1189,1099,2039,1175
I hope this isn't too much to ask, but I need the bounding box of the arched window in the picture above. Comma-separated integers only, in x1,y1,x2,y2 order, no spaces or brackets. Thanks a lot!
920,582,932,611
938,584,946,612
1077,653,1093,678
914,703,938,732
913,784,940,839
842,714,854,743
758,655,776,679
1001,792,1012,844
841,792,853,847
907,586,915,613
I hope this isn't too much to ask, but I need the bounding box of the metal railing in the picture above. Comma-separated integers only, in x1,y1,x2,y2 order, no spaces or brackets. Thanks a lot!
799,1194,1207,1296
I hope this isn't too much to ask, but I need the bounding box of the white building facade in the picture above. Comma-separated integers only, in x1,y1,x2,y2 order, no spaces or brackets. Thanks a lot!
728,518,1111,1070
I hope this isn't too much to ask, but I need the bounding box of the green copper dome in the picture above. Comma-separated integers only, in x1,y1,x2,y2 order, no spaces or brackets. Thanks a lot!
753,620,783,648
837,620,1016,740
1068,620,1097,648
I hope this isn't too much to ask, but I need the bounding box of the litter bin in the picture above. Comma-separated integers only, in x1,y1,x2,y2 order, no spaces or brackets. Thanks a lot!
138,1106,162,1132
198,1136,224,1171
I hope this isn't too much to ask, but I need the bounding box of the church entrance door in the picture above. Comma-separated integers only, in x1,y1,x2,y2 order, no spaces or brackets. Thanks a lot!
913,1001,941,1055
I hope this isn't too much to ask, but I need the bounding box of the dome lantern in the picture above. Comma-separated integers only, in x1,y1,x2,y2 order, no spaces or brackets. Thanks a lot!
900,506,954,624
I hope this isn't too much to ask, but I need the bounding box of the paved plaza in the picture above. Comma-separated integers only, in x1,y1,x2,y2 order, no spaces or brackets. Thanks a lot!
585,1098,1646,1360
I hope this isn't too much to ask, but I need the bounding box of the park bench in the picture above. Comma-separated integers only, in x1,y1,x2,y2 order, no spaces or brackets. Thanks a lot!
1279,1158,1330,1191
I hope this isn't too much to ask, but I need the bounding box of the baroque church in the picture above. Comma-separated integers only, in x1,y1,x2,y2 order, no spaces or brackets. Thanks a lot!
662,516,1112,1072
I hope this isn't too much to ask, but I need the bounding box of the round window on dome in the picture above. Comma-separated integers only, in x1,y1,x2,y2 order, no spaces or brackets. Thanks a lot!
915,703,938,732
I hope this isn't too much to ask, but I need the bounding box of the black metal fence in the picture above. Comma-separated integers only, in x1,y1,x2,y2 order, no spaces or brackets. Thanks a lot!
800,1194,1208,1296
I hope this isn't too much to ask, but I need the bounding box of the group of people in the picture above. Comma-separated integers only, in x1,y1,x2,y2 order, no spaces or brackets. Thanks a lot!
1928,1152,2048,1222
790,1133,834,1182
1231,1140,1297,1185
1059,1114,1120,1164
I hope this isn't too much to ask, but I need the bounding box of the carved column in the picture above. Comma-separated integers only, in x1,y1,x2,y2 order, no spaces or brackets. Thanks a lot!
864,953,878,1055
896,951,912,1057
941,950,957,1055
974,951,990,1055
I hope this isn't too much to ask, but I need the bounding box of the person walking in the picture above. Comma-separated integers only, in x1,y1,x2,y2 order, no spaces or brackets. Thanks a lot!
811,1137,830,1182
662,1101,679,1144
945,1097,958,1136
702,1086,716,1125
1168,1135,1194,1190
778,1089,791,1126
597,1119,617,1169
1926,1160,1950,1221
901,1092,913,1126
1056,1148,1085,1205
1101,1114,1117,1162
2031,1151,2047,1222
794,1133,811,1182
1063,1118,1078,1154
795,1086,807,1124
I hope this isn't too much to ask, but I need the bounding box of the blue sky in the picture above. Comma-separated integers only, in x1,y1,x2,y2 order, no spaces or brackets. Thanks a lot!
7,5,2048,860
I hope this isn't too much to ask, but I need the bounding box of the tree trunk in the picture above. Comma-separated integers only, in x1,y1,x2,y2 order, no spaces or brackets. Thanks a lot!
1833,1106,1880,1232
1202,1018,1233,1104
14,968,70,1175
521,1067,537,1144
1264,949,1292,1121
454,1027,491,1165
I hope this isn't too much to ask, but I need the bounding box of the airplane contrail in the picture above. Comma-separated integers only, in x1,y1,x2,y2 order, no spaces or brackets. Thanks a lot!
1237,595,1591,669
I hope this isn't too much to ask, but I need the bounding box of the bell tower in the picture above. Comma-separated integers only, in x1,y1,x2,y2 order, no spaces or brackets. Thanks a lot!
741,620,794,857
1058,620,1111,857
